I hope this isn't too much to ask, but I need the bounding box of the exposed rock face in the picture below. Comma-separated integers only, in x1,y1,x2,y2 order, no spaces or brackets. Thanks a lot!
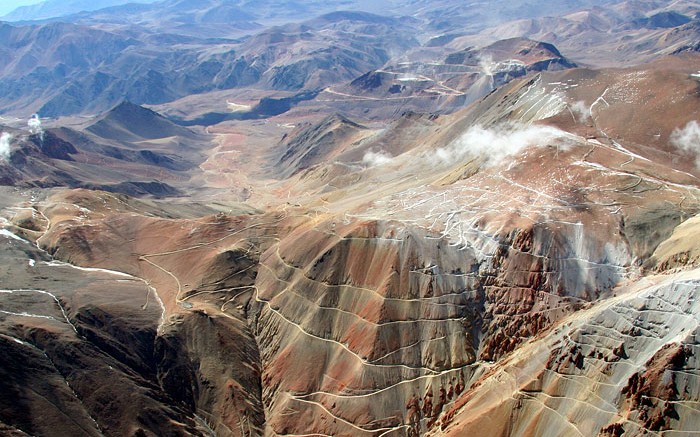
21,145,699,436
0,227,202,436
275,114,371,177
438,268,700,437
4,55,700,436
155,310,265,436
0,191,272,437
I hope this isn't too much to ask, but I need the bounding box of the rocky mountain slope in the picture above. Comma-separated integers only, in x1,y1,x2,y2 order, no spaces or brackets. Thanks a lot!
322,37,576,119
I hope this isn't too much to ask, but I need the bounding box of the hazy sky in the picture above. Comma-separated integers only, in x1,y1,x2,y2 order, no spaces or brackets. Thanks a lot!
0,0,44,17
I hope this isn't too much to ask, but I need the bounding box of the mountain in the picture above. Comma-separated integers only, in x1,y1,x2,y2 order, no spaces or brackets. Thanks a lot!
631,10,693,28
86,101,198,143
324,37,577,119
448,1,700,66
3,1,700,437
4,53,700,435
0,10,418,117
0,0,697,118
0,102,209,196
1,0,160,21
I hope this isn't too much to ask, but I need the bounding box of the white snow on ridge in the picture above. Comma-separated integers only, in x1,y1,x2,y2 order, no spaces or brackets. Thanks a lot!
43,260,134,278
0,229,30,243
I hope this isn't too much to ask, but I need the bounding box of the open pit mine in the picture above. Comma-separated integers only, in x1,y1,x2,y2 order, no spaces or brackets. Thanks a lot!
1,1,700,436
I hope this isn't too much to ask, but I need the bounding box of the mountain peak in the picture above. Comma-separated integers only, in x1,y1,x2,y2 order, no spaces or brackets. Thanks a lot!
87,101,193,142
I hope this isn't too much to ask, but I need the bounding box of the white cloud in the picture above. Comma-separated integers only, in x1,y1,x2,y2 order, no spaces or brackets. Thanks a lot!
362,149,393,167
569,100,590,123
0,132,11,160
478,53,495,76
671,120,700,165
28,113,43,139
435,123,572,167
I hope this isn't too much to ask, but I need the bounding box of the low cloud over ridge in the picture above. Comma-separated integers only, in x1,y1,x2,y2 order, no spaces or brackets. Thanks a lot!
0,132,11,160
671,120,700,166
436,123,572,166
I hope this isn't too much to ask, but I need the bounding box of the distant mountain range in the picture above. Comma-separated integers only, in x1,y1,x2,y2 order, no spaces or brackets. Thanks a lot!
1,0,698,119
1,0,159,22
0,10,419,117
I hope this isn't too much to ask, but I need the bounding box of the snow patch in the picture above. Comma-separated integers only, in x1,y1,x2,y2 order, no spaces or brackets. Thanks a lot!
226,101,251,113
0,229,30,243
43,260,134,277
